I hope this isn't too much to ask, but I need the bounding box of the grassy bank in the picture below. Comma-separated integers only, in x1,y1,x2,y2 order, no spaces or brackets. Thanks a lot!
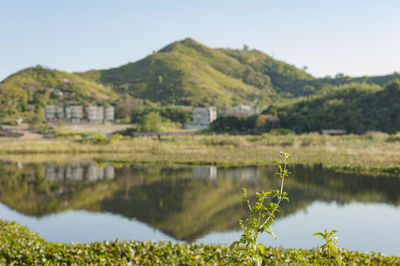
0,132,399,176
0,219,399,265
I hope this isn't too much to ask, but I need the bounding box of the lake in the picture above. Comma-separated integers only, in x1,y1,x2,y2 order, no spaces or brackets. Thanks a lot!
0,159,399,255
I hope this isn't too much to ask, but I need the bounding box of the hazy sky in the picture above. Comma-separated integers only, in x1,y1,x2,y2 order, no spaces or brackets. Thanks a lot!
1,0,400,81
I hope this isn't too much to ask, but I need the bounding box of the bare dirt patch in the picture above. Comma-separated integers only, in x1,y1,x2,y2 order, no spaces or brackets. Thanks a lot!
0,123,133,139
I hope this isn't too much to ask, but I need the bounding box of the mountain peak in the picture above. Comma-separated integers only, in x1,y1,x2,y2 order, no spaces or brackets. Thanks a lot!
158,38,207,53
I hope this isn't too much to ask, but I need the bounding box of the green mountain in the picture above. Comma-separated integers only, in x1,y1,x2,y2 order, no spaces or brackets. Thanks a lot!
2,38,400,124
0,66,121,122
307,72,400,92
271,80,400,134
80,38,314,106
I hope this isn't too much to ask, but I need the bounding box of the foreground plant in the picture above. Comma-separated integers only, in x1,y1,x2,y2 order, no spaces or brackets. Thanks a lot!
229,152,291,265
314,229,343,265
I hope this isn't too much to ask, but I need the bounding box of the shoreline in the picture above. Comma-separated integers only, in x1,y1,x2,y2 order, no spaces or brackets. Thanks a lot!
0,133,399,176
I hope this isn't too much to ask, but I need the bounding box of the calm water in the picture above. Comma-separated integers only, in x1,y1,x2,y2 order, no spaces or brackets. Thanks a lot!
0,160,399,255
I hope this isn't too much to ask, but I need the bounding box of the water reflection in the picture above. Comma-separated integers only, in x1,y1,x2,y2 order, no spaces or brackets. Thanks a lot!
44,162,115,181
0,160,399,254
193,166,217,179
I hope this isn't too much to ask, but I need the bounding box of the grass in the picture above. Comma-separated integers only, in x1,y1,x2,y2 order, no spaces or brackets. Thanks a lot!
0,132,399,176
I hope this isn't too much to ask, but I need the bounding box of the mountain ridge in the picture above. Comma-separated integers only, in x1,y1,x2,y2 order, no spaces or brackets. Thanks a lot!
1,38,400,123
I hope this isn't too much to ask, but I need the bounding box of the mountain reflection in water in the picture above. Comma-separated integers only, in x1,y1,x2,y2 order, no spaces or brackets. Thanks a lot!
0,160,399,254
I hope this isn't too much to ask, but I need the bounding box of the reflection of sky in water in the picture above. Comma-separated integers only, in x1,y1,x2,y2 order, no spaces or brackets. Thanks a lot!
198,201,400,256
0,203,174,243
1,201,400,255
1,162,400,256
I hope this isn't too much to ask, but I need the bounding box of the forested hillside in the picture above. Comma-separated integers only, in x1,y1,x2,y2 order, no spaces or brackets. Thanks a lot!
266,80,400,134
0,66,121,122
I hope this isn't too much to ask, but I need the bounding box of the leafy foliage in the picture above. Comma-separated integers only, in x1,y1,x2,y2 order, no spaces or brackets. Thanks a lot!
210,115,258,133
210,114,279,133
229,152,291,264
131,105,192,125
136,112,163,132
1,219,399,265
314,229,344,265
90,134,122,145
267,80,400,134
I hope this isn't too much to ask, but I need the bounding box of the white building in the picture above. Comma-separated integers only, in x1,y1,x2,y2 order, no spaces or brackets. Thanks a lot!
65,105,83,124
88,106,104,124
45,104,114,124
104,106,115,122
193,167,217,179
88,106,114,124
45,105,64,122
186,106,217,129
224,104,258,116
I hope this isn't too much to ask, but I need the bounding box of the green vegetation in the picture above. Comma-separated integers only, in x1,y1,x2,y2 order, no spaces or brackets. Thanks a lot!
78,38,400,109
228,153,346,265
89,38,276,106
210,114,280,133
131,105,192,125
0,66,120,123
219,48,314,97
307,71,400,92
314,229,343,265
211,80,400,135
230,152,291,264
268,80,400,134
129,105,192,132
1,219,399,264
136,112,163,132
2,38,400,132
84,134,123,145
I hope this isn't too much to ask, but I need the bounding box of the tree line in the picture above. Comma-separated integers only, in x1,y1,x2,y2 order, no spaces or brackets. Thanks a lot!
210,80,400,134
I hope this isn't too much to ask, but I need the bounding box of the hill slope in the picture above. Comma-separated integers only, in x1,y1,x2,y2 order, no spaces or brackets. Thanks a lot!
2,38,400,124
83,38,400,106
0,66,120,121
81,38,314,106
271,80,400,134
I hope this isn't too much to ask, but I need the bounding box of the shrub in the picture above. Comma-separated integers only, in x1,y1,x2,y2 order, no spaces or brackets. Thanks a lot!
90,135,110,145
269,128,294,135
387,132,400,142
131,105,192,125
136,112,163,132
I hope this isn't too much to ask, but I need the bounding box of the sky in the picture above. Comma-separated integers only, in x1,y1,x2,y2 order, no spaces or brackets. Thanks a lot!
1,0,400,81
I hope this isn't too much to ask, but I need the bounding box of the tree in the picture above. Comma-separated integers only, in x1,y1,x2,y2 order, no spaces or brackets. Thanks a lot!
115,98,144,121
136,112,163,132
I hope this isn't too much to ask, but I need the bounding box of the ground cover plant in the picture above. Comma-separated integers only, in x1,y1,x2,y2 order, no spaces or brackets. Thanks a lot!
1,220,399,265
